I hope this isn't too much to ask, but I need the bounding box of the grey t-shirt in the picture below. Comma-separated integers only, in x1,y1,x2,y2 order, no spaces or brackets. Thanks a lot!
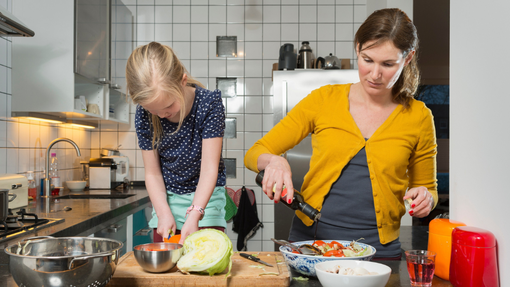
289,146,401,258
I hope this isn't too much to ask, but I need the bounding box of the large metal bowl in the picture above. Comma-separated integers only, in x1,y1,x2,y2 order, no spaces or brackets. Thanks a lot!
4,236,123,287
134,242,183,273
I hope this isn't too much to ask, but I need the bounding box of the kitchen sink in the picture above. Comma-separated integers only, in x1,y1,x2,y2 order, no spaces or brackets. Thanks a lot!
54,193,136,199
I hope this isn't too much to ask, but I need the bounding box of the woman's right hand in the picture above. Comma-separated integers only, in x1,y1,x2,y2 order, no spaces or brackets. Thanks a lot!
157,214,177,241
261,155,294,204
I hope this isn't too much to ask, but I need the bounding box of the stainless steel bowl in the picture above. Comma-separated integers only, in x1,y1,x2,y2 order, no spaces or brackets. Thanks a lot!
4,236,123,287
134,242,183,273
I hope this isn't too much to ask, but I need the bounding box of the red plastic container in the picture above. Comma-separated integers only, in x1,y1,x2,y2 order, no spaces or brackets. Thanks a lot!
450,226,499,287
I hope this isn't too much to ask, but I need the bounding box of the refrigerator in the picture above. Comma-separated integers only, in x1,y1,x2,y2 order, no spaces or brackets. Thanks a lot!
272,69,360,245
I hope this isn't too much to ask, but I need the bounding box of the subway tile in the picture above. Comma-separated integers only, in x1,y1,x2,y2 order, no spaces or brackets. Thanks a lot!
227,6,244,23
262,60,275,78
137,24,155,42
318,23,335,41
244,114,262,131
210,0,227,4
245,60,263,77
19,122,29,148
226,59,244,78
137,0,154,4
0,66,6,94
135,167,145,181
263,0,280,4
0,120,5,147
262,92,273,112
317,41,335,59
181,59,190,72
155,5,173,23
100,131,118,150
6,148,18,173
281,24,299,42
190,41,208,59
318,5,335,23
173,6,191,23
208,59,226,77
354,4,366,22
299,5,316,23
209,6,227,23
226,96,244,114
208,24,226,42
245,24,263,41
172,41,191,59
263,114,273,132
244,131,263,149
0,39,6,66
299,23,316,42
262,238,276,252
119,131,136,150
91,132,100,149
245,97,263,114
190,24,208,41
335,41,354,59
191,0,208,4
336,0,353,4
245,78,263,95
136,148,144,167
6,40,11,67
121,149,136,168
318,0,335,4
155,0,173,4
0,148,5,174
236,42,245,59
137,6,155,23
226,132,244,150
226,150,244,168
225,167,245,186
227,0,244,4
173,0,188,4
173,24,191,41
262,24,280,42
281,5,298,23
336,23,354,41
191,6,208,23
263,42,280,60
18,148,29,173
336,5,354,23
262,204,275,222
235,77,245,96
245,240,262,252
0,94,6,119
263,5,280,22
190,60,209,77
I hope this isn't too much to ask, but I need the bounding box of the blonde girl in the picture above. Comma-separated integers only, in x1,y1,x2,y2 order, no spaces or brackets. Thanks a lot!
127,42,227,244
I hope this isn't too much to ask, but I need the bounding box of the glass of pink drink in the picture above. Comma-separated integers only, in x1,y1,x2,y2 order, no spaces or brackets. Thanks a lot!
405,250,436,287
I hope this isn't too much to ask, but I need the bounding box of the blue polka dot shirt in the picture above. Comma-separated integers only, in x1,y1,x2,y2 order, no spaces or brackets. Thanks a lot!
135,86,226,194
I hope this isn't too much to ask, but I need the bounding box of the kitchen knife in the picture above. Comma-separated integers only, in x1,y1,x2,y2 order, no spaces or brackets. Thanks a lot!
240,253,274,267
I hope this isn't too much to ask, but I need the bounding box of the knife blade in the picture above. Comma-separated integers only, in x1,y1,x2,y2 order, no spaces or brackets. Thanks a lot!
240,253,274,267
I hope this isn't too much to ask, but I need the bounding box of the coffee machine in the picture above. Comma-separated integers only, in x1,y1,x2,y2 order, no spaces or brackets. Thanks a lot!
88,156,129,189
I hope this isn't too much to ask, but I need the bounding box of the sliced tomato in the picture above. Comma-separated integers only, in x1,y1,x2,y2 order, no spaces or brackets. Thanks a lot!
291,251,300,254
328,241,346,249
323,250,344,257
313,240,327,247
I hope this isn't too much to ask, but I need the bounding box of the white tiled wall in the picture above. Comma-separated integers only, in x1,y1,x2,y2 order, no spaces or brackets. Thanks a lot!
0,0,366,251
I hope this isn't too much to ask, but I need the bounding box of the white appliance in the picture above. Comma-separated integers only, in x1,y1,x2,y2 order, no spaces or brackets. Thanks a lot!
89,156,129,189
0,174,28,209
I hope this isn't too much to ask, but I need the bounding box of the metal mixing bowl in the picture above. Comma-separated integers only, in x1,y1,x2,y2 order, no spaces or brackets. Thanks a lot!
134,242,183,273
4,236,123,287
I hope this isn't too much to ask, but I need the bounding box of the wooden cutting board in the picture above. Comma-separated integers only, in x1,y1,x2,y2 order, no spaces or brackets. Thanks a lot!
107,251,290,287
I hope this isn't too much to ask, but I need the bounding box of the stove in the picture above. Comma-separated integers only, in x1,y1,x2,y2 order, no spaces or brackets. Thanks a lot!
0,209,65,244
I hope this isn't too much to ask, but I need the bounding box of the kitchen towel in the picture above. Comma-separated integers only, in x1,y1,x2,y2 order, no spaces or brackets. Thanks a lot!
232,186,263,251
224,187,238,221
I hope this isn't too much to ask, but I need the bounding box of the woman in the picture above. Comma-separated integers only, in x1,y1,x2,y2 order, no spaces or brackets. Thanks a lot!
126,42,227,244
244,8,437,259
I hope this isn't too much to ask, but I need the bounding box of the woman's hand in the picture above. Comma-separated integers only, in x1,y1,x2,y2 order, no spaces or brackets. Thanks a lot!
179,212,201,244
261,155,294,204
403,186,434,218
157,215,177,241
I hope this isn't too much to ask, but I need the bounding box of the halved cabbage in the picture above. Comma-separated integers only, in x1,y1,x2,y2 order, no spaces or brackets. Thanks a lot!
177,229,233,276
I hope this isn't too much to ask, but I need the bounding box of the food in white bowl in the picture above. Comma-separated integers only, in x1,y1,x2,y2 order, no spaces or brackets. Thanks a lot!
66,180,87,192
279,240,376,277
315,260,391,287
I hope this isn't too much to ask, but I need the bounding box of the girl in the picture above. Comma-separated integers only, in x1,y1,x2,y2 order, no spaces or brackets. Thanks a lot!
126,42,227,244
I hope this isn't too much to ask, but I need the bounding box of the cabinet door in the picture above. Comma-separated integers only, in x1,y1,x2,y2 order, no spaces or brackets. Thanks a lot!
75,0,109,83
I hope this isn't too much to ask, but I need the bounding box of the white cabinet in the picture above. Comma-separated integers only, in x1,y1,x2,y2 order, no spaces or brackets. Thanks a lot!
11,0,132,125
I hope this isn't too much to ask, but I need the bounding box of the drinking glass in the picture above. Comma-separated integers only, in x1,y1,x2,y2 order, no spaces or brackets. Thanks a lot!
405,250,436,287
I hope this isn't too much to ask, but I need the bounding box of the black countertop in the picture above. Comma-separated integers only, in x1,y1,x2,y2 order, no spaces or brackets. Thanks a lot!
1,188,452,287
0,187,151,287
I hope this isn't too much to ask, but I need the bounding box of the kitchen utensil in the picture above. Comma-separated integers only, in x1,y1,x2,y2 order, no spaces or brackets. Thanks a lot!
278,43,297,70
450,226,499,287
279,240,376,277
427,218,466,280
103,155,130,184
405,250,436,287
271,238,301,253
51,206,73,212
4,236,123,287
316,53,341,69
0,189,17,222
66,180,87,192
271,238,321,255
109,251,290,287
297,41,315,69
133,242,183,273
315,260,391,287
0,174,28,209
240,252,274,267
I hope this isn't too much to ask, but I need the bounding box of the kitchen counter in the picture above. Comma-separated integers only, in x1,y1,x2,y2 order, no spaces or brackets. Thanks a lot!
0,186,151,287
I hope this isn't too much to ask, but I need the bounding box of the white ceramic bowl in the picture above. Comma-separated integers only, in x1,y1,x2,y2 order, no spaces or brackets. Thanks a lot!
315,260,391,287
279,240,376,277
66,180,87,192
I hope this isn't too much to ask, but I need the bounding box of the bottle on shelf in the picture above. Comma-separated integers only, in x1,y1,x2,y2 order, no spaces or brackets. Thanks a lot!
26,171,37,199
255,170,321,222
49,152,61,188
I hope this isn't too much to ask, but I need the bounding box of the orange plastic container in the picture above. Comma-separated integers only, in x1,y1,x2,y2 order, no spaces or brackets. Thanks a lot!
427,218,466,280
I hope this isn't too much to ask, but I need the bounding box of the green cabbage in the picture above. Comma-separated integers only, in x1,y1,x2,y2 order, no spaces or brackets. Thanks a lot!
342,245,372,257
177,229,233,276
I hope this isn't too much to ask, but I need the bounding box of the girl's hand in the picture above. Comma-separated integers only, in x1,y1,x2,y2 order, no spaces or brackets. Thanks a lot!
403,186,434,218
179,212,201,244
262,156,294,204
157,215,177,241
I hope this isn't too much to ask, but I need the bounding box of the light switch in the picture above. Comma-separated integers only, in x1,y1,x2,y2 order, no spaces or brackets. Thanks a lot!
217,77,237,98
216,36,237,58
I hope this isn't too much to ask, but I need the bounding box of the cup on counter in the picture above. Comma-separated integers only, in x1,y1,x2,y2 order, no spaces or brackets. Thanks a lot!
405,250,436,287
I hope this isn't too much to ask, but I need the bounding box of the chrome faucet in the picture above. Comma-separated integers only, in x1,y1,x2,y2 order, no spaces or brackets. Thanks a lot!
43,138,81,197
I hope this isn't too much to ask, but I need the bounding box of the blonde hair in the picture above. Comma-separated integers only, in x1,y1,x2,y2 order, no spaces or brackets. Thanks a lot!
354,8,420,109
126,42,204,148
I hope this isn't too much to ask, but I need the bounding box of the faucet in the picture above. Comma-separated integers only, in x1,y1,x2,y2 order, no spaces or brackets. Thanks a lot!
43,138,81,197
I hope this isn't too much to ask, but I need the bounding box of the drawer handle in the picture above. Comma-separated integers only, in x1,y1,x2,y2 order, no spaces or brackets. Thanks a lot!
107,224,123,233
11,183,22,189
135,228,152,236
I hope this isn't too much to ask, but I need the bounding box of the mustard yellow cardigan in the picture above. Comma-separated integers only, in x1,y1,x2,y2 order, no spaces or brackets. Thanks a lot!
244,84,438,244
